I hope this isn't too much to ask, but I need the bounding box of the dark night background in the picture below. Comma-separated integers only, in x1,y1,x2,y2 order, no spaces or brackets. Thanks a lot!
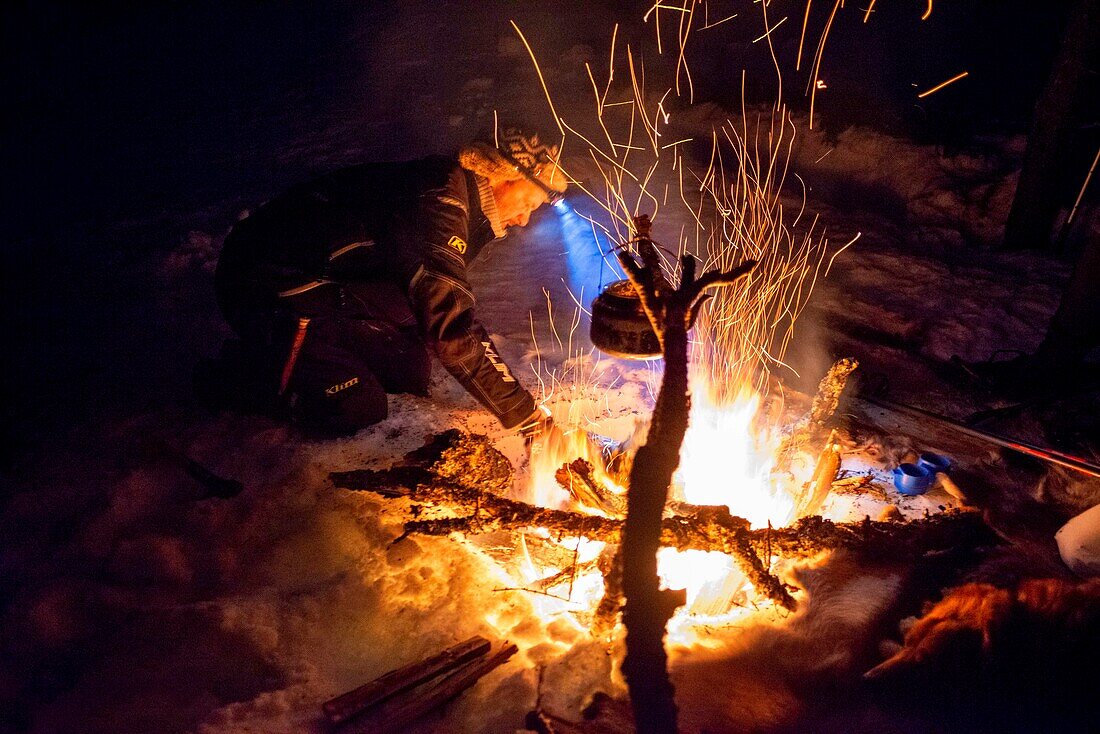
2,2,1083,453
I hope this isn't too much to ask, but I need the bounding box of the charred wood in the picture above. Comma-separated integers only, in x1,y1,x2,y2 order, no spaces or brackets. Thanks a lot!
340,641,518,734
334,457,792,611
334,462,996,609
322,635,491,725
592,545,624,636
331,420,998,615
807,358,859,426
555,459,627,517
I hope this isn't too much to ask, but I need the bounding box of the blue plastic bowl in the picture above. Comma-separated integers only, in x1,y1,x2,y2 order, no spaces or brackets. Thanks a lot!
918,452,952,475
893,463,934,495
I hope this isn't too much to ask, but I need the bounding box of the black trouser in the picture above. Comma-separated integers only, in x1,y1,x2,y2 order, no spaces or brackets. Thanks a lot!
225,280,431,435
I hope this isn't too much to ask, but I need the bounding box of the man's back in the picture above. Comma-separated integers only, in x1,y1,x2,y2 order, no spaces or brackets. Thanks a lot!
205,125,562,435
216,156,463,299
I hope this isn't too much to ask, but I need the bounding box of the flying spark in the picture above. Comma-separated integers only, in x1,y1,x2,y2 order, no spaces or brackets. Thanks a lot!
917,70,969,98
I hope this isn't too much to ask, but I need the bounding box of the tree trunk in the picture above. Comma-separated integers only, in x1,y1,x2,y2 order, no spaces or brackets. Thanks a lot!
1003,0,1099,251
1034,232,1100,372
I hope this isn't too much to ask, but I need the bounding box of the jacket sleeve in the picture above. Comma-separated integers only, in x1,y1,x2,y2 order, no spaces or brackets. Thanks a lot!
406,168,536,428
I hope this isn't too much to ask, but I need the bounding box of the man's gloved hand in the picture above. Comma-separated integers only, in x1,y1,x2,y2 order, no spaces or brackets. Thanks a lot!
517,404,554,446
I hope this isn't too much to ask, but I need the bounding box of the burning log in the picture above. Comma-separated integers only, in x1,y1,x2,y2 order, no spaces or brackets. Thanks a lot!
807,358,859,426
776,358,858,476
332,430,997,607
592,546,624,635
355,479,781,601
333,437,794,612
406,428,515,495
795,429,842,518
554,459,627,517
762,511,996,558
552,459,712,524
333,451,995,563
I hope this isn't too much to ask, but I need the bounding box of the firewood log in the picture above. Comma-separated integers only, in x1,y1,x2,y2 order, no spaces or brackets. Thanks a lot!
796,430,842,518
341,641,518,734
322,635,491,724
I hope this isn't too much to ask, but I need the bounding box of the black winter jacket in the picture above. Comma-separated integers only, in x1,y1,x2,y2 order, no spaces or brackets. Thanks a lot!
215,156,536,428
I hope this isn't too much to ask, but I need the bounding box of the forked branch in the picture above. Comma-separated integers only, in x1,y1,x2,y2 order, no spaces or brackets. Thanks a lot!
613,213,756,734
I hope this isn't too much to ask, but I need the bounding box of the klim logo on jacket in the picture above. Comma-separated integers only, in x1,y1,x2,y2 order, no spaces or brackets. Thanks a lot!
325,377,360,396
447,235,467,254
480,342,516,382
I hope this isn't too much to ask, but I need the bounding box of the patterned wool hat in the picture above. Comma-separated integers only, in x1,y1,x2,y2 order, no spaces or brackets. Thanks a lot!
459,125,568,194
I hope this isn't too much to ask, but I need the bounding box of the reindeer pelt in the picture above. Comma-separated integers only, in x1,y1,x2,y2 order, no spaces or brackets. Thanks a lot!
842,430,919,468
1033,469,1100,516
865,577,1100,731
670,551,906,733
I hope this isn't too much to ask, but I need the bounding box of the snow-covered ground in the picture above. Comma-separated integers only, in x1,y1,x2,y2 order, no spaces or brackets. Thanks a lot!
4,3,1098,733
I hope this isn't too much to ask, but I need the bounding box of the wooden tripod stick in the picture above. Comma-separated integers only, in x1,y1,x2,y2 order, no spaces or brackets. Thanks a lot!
615,214,756,734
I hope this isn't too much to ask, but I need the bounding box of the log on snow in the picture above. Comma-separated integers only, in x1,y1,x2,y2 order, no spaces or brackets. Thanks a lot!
322,635,491,725
342,641,518,734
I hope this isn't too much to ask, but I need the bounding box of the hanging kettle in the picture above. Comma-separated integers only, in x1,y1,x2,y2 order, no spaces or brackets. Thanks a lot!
589,215,663,360
590,278,662,359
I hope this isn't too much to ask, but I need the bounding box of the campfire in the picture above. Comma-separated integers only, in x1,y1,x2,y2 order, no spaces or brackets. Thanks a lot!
469,211,860,642
328,205,955,731
325,213,981,733
482,354,855,639
323,10,997,730
329,394,988,728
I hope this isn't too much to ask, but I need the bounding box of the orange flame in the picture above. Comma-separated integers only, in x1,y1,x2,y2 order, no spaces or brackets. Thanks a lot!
512,379,810,637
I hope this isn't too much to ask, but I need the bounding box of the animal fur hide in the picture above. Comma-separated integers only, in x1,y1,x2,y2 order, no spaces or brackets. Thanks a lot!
866,577,1100,732
671,551,908,733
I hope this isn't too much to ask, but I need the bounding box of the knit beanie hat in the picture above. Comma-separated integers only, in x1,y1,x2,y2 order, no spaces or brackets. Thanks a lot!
459,125,568,194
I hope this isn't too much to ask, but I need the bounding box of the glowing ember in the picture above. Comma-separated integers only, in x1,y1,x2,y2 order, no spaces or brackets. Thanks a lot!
513,532,607,617
657,549,743,611
525,400,627,513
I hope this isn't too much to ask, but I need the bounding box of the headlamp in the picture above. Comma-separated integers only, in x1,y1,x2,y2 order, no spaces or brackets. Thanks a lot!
498,148,565,206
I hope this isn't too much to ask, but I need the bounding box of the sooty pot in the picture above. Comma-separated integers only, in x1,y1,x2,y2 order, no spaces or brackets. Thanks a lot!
590,279,662,359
